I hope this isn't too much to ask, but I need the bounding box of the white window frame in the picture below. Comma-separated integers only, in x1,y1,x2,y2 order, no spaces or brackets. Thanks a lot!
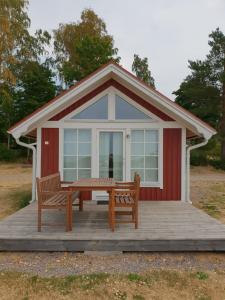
130,128,162,187
62,128,92,181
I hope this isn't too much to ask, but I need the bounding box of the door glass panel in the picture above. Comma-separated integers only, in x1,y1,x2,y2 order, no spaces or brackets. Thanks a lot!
99,132,123,181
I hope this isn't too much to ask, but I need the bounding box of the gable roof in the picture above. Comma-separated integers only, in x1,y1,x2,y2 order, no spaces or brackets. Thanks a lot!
8,61,216,139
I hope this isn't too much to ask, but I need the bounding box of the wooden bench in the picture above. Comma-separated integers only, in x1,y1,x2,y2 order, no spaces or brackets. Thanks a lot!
36,173,82,232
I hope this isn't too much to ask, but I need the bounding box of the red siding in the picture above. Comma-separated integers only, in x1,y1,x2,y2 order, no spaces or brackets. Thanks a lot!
41,128,59,177
140,128,182,200
50,79,173,121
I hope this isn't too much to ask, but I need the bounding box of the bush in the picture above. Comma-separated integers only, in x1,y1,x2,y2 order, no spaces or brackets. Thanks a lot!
190,150,208,166
0,143,24,162
209,159,225,170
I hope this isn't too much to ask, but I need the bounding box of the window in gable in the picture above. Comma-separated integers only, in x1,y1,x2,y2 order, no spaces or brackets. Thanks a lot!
71,95,108,120
115,95,152,120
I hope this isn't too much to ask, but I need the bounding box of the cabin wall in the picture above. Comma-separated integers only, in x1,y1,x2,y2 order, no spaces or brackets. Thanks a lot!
39,127,183,201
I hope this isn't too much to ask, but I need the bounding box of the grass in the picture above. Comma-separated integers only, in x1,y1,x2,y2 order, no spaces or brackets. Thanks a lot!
0,270,222,300
193,181,225,222
12,188,31,209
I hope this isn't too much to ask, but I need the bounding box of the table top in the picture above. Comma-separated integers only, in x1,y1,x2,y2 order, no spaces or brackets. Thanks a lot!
68,178,116,188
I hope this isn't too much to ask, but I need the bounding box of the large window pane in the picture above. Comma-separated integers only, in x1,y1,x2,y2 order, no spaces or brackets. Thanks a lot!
131,156,144,169
64,129,77,142
131,143,144,155
78,156,91,168
145,130,158,142
78,143,91,156
131,130,144,143
64,156,77,168
72,95,108,119
64,169,77,181
145,156,158,169
78,129,91,142
78,169,91,179
64,143,77,155
145,143,158,155
145,169,158,182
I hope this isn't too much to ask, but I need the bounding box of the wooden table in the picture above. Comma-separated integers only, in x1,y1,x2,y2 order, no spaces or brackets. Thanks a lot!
67,178,116,231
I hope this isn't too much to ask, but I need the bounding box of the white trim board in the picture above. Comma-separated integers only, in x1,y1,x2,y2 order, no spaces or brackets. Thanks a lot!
8,63,216,140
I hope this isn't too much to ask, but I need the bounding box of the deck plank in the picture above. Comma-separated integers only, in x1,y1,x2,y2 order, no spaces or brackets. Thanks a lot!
0,201,225,251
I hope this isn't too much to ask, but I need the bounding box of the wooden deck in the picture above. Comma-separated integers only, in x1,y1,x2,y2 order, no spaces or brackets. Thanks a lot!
1,201,225,251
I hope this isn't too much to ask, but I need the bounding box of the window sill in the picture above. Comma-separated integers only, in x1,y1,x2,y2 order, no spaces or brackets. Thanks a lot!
141,182,163,189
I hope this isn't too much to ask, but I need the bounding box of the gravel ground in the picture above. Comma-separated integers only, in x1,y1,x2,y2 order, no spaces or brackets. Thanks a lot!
1,252,225,277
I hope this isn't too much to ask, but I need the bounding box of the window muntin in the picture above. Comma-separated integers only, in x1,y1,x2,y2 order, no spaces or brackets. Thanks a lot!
71,95,108,120
130,129,159,183
63,129,91,181
115,95,151,120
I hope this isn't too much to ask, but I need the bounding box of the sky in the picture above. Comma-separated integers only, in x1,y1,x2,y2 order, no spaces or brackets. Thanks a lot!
28,0,225,99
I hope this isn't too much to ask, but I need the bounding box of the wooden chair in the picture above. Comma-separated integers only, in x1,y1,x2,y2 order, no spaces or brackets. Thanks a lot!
36,173,82,232
109,173,140,232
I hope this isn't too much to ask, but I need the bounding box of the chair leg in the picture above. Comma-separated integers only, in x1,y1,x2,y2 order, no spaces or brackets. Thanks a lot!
70,201,73,231
38,206,41,232
66,199,71,232
111,209,115,232
135,204,138,229
79,199,83,211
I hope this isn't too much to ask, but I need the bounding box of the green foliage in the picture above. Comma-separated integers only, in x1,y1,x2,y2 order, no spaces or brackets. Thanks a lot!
54,8,120,85
0,0,54,145
14,60,56,121
127,273,142,282
133,295,145,300
0,143,23,162
132,54,155,87
209,159,225,170
195,272,209,280
174,28,225,160
10,188,31,209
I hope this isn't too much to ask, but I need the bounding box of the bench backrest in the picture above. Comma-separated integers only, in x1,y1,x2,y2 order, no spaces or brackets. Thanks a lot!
36,173,61,204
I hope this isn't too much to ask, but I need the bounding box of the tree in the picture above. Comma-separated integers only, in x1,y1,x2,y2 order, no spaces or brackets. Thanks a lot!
14,61,56,121
0,0,51,146
174,28,225,160
53,8,120,85
132,54,155,88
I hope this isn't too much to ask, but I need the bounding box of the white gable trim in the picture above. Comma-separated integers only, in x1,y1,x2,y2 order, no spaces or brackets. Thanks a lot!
8,63,216,139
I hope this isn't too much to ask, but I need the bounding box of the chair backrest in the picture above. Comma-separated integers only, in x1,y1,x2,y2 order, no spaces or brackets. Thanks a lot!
36,173,61,204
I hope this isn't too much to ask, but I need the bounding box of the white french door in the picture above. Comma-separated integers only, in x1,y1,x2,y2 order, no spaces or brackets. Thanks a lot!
93,129,126,201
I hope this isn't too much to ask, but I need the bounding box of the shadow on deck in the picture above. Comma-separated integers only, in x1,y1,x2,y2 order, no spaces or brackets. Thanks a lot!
0,201,225,251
